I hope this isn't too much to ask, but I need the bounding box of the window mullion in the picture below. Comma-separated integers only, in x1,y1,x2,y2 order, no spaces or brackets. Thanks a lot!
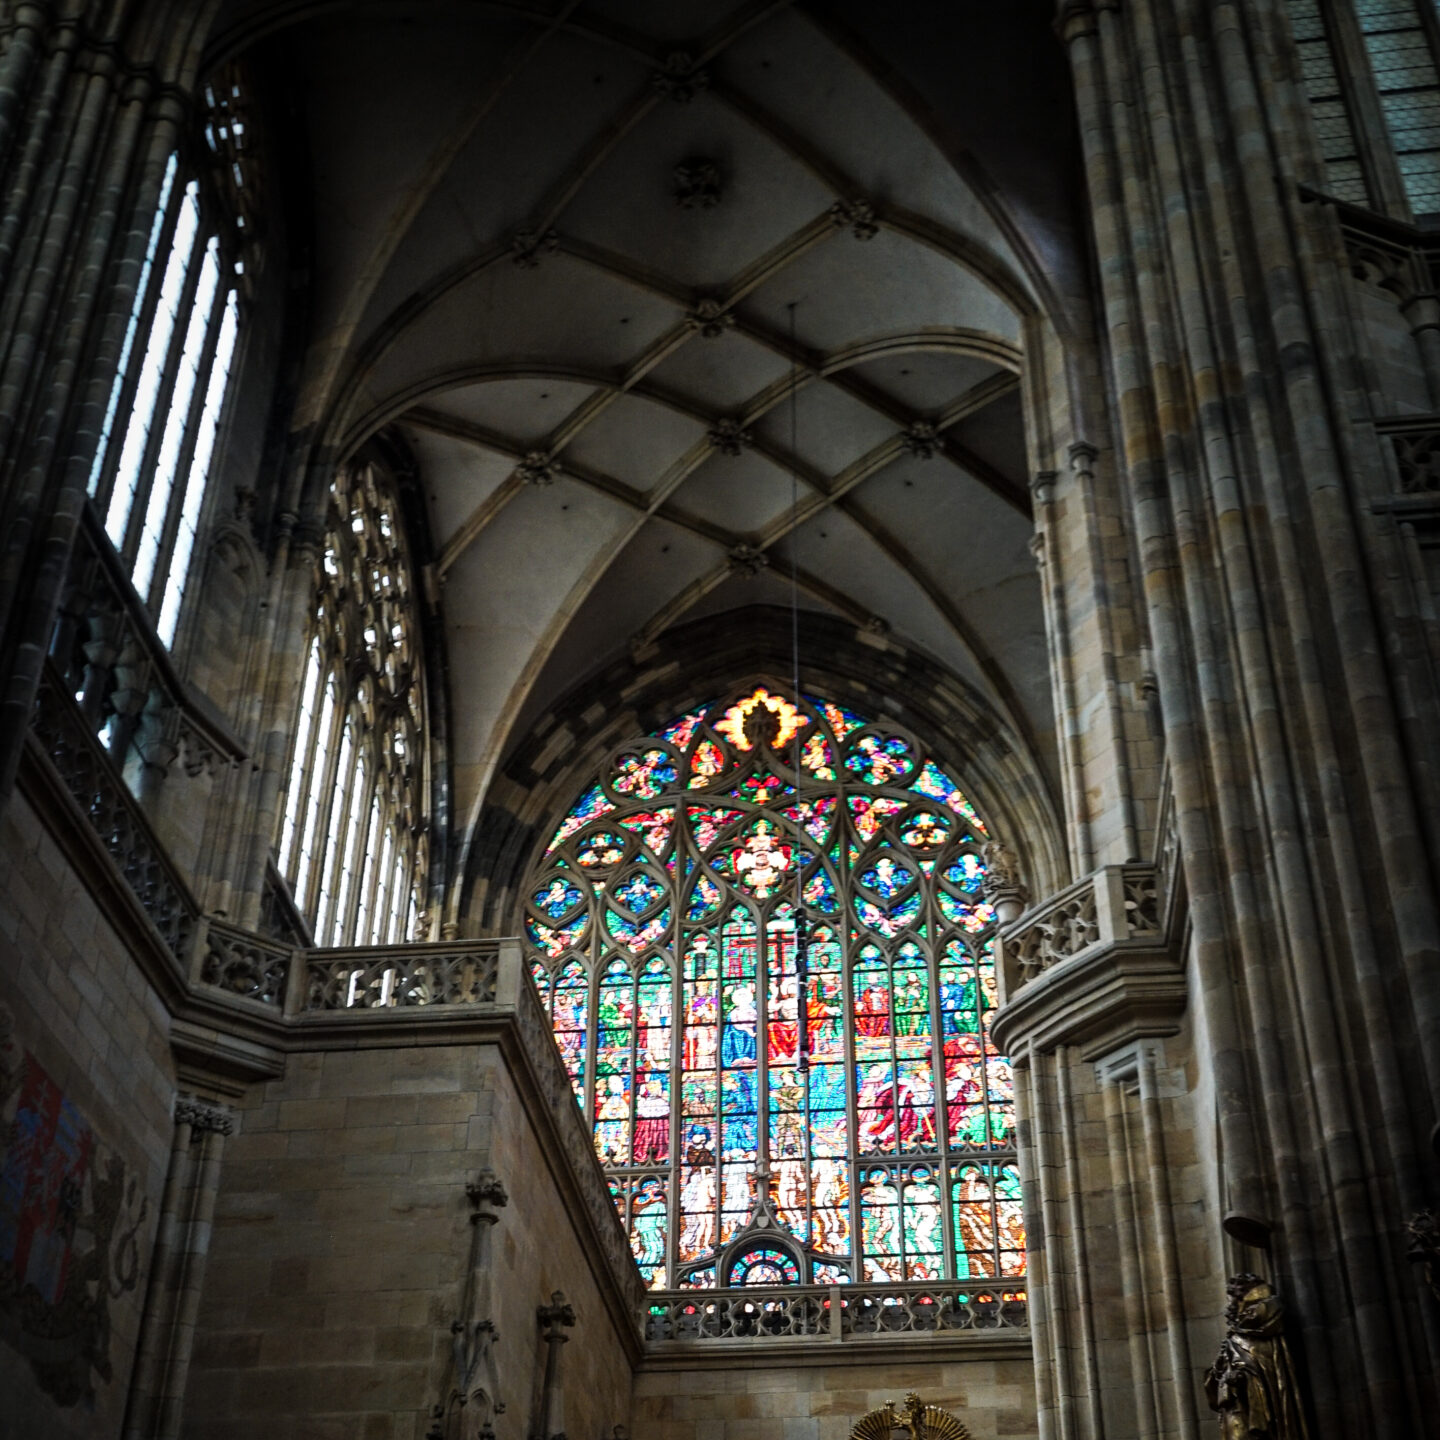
146,261,226,613
90,153,180,510
121,215,206,567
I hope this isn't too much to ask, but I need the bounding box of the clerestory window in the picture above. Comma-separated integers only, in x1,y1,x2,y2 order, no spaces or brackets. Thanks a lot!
87,72,253,648
525,685,1025,1293
275,462,428,947
1287,0,1440,221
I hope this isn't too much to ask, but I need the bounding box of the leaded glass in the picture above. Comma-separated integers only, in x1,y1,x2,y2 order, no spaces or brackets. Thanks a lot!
524,686,1022,1290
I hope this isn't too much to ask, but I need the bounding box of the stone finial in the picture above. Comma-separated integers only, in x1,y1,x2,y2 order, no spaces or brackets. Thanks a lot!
652,53,709,103
537,1291,576,1337
684,297,735,338
512,228,559,269
708,418,752,456
516,451,561,486
467,1169,509,1224
674,158,722,209
900,421,940,460
727,543,768,577
829,197,880,240
980,840,1029,925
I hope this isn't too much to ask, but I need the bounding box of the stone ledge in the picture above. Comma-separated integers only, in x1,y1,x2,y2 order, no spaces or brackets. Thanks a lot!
990,938,1185,1059
638,1330,1033,1370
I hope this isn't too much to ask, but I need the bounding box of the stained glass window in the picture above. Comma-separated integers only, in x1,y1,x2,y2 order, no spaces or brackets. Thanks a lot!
524,687,1023,1291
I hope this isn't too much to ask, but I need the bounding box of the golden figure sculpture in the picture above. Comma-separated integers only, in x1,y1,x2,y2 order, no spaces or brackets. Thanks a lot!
849,1394,974,1440
1204,1273,1310,1440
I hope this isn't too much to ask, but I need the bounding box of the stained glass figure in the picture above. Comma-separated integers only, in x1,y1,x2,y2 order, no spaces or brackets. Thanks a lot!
524,686,1022,1289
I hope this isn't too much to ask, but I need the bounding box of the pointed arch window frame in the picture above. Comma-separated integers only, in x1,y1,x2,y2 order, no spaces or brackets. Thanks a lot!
523,685,1025,1293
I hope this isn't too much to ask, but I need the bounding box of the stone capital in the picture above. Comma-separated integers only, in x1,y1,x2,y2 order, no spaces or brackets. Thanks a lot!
175,1097,235,1134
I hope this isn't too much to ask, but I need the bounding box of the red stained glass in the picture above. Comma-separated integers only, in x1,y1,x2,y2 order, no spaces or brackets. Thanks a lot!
526,688,1019,1290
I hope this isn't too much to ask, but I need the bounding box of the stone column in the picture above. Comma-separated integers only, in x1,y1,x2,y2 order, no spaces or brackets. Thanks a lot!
0,1,219,801
122,1096,233,1440
1007,2,1440,1436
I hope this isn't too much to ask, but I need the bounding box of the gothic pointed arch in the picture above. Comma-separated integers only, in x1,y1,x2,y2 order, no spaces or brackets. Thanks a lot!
521,678,1030,1291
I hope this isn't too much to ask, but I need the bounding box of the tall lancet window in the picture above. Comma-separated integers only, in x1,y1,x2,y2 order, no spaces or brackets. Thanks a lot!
276,462,428,946
525,687,1024,1292
87,72,253,647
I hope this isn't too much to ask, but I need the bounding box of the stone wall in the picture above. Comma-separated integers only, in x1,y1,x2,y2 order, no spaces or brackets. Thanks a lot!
185,1042,635,1440
632,1355,1038,1440
0,791,176,1439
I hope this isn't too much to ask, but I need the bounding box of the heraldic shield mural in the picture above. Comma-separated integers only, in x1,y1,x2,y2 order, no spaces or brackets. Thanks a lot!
0,1005,148,1407
524,686,1025,1291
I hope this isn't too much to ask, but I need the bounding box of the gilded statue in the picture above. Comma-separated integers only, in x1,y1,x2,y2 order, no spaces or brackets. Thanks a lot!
1204,1273,1310,1440
850,1394,973,1440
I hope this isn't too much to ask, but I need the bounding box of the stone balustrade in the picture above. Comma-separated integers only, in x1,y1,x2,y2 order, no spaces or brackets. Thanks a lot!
643,1280,1028,1345
49,503,246,777
992,862,1180,1059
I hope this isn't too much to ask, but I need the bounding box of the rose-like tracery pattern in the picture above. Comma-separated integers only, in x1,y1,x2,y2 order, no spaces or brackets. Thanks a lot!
525,687,1023,1291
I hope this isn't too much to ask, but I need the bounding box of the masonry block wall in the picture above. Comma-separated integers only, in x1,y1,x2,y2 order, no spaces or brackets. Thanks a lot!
185,1042,635,1440
631,1357,1039,1440
0,792,176,1440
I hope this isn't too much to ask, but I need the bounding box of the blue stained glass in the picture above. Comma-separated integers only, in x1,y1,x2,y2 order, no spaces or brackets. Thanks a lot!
729,1245,800,1286
845,733,915,785
687,873,722,919
528,686,1019,1291
659,708,709,749
858,854,914,899
606,905,671,952
802,866,839,913
577,831,628,868
784,795,837,845
944,853,986,893
527,911,587,958
856,891,921,937
911,761,987,833
533,877,583,918
547,783,613,852
614,871,666,915
614,747,678,798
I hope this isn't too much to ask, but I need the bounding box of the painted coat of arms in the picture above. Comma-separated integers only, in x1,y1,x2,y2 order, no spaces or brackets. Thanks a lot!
0,1007,148,1406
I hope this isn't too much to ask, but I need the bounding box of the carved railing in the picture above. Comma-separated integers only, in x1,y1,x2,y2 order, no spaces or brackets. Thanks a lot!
200,919,292,1006
305,943,499,1009
1375,414,1440,497
31,668,200,959
49,502,245,777
643,1281,1028,1343
1001,863,1161,991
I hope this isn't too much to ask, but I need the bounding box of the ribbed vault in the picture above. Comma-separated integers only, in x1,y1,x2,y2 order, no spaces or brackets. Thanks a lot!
211,0,1071,914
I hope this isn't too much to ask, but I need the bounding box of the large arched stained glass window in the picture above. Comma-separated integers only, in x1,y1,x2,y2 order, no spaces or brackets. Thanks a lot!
525,686,1024,1291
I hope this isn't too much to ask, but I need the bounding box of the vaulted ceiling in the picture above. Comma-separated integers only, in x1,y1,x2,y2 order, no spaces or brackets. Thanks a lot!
213,0,1079,866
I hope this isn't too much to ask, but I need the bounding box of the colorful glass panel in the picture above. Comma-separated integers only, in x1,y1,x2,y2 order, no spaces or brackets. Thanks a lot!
524,686,1020,1289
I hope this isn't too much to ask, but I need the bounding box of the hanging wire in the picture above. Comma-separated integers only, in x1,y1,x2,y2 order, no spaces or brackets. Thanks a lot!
786,302,809,1074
